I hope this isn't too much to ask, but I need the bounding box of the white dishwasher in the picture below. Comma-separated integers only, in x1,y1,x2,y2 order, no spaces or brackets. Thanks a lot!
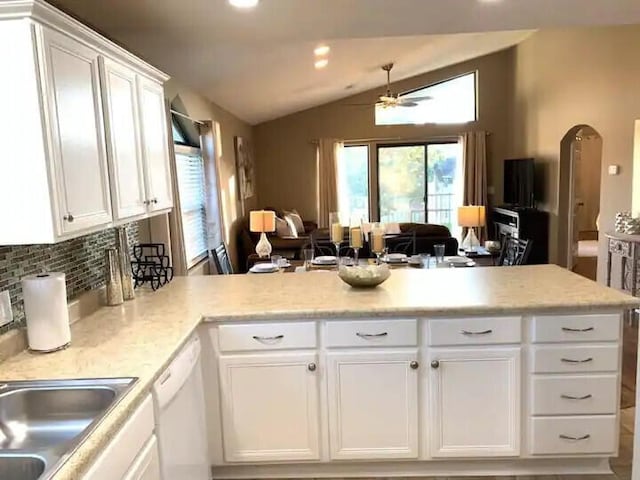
153,335,210,480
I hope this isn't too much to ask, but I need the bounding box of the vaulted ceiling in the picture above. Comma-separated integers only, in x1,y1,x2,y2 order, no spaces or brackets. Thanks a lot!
50,0,640,124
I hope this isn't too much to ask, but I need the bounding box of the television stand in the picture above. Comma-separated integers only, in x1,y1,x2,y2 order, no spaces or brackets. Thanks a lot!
491,206,549,264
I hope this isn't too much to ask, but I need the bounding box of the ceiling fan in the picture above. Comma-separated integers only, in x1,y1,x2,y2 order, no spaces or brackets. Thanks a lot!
345,63,432,108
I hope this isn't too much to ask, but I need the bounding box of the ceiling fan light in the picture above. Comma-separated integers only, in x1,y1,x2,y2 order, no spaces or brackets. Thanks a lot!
228,0,259,8
314,58,329,69
314,45,330,56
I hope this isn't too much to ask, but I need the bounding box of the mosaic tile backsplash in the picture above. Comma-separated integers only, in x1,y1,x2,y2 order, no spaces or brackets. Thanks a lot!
0,223,140,333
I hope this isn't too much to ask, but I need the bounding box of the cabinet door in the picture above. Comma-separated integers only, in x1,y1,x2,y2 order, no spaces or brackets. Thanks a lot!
327,351,419,460
137,76,173,212
218,353,321,462
100,58,147,221
429,347,521,457
38,26,112,235
122,435,161,480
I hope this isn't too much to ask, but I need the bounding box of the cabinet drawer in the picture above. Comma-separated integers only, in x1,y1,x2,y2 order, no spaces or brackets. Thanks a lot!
218,322,316,352
530,416,617,455
531,313,621,343
531,375,618,415
325,319,417,348
427,317,521,346
530,345,619,373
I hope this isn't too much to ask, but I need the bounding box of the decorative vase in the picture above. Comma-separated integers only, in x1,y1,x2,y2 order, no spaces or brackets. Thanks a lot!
615,212,631,233
625,217,640,235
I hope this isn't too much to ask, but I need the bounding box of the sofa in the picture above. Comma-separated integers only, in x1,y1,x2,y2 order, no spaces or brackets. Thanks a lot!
235,210,316,273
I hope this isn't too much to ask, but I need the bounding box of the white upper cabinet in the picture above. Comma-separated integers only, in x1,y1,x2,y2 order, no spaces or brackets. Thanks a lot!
0,1,170,245
100,58,147,221
138,77,173,213
38,26,113,236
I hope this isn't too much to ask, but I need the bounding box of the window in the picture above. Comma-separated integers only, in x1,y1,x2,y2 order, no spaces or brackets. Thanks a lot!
337,145,369,222
175,147,208,267
377,142,463,238
375,72,477,126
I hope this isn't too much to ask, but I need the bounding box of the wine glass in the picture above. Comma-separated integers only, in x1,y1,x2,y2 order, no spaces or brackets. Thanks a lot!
349,216,364,265
371,222,386,264
329,212,342,259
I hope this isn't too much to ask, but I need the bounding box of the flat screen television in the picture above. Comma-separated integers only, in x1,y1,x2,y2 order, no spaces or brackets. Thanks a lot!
503,158,535,208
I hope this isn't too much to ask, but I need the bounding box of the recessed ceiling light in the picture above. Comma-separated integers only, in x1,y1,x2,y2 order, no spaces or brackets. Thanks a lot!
314,45,330,56
314,58,329,69
228,0,259,8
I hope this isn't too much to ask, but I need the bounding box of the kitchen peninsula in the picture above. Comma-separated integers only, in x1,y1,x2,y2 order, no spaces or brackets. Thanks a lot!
0,265,637,479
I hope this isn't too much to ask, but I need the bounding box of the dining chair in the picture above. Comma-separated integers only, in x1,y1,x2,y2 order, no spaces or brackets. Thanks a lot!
497,235,532,266
210,243,234,274
386,231,417,255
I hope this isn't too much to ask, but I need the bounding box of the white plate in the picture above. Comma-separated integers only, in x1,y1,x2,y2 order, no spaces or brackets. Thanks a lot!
384,253,408,263
250,263,279,273
313,255,337,265
408,255,422,265
444,256,470,265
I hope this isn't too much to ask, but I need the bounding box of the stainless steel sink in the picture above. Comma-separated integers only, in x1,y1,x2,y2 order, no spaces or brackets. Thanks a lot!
0,454,46,480
0,378,137,480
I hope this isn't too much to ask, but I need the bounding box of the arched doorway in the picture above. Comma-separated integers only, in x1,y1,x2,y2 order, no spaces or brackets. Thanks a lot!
558,125,603,280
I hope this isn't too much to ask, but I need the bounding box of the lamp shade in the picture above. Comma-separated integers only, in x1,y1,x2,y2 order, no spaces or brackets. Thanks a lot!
249,210,276,233
458,205,486,228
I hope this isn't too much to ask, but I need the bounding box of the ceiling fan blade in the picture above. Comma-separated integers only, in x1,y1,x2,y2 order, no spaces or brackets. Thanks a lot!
397,102,419,108
400,95,432,102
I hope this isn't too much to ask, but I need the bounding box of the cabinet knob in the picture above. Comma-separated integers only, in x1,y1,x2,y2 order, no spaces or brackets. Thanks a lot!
144,199,151,205
152,198,158,204
430,360,440,369
307,363,317,372
410,361,419,370
63,213,74,223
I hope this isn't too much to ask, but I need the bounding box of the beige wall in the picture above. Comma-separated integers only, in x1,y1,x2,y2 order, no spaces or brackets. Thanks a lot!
253,49,516,222
164,79,254,268
509,25,640,279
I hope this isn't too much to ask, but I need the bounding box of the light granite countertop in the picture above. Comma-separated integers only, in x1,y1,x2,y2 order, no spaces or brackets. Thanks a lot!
0,264,637,479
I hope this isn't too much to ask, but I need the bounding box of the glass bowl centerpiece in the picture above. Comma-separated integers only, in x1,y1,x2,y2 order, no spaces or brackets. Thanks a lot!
338,263,390,288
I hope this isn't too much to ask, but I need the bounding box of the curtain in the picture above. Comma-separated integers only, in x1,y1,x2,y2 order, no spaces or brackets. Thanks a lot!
317,138,343,228
462,131,489,242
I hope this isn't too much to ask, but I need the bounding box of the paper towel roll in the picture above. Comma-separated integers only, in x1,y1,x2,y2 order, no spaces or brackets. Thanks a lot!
22,272,71,352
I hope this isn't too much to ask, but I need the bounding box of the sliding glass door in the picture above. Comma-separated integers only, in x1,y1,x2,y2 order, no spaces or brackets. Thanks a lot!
377,142,463,235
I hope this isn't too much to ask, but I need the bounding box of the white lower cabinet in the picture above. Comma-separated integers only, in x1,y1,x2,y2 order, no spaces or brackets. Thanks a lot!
428,347,521,457
218,352,321,462
83,395,160,480
326,351,419,460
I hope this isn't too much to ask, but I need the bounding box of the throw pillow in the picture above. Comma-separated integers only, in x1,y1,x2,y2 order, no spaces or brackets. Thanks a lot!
284,216,299,238
284,210,305,236
275,216,292,237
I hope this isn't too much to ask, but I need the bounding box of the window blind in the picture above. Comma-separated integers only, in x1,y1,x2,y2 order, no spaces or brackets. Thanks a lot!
176,151,208,267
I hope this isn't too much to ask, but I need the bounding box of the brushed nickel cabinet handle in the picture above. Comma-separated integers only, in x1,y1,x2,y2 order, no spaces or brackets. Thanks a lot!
561,394,593,400
356,332,388,338
461,329,493,336
307,363,316,372
144,199,151,205
410,361,419,370
431,360,440,369
159,370,172,385
559,434,591,441
561,357,593,363
252,335,284,342
562,326,594,333
152,198,158,204
63,213,74,222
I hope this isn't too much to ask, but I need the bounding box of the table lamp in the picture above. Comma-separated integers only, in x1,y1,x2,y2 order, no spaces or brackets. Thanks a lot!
250,210,276,258
458,205,485,251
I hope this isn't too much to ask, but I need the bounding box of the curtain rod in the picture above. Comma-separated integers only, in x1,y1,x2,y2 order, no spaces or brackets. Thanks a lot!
170,109,206,126
309,131,491,145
